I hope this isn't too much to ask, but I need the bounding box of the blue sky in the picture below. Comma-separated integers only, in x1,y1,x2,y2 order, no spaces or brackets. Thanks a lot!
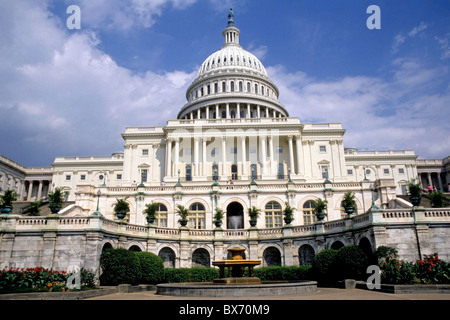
0,0,449,167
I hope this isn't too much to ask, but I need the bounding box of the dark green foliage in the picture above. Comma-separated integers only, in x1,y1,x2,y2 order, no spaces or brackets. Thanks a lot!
134,251,165,284
99,248,142,286
312,249,337,284
252,266,312,281
163,268,220,283
426,192,446,208
332,245,369,280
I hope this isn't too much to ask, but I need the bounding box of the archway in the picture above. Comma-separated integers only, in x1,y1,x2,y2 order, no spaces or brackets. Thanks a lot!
263,247,281,266
298,244,315,265
331,241,344,250
358,237,374,263
192,248,210,267
226,202,244,229
158,247,176,268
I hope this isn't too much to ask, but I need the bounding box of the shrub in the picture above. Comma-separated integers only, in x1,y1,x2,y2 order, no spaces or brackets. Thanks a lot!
135,251,165,284
332,245,369,280
312,249,337,284
252,266,312,281
163,268,219,283
100,248,141,285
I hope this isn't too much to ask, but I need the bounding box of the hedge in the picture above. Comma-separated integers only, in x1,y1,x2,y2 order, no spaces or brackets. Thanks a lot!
332,245,369,280
252,266,312,281
135,251,165,284
99,248,142,286
163,267,220,283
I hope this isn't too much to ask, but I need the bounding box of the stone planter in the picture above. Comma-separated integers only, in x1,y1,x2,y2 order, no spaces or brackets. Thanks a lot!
116,211,127,220
344,279,356,289
249,220,257,227
0,205,12,214
49,206,61,214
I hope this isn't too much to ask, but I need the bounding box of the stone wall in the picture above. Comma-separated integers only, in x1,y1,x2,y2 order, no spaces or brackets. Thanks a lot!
1,208,449,277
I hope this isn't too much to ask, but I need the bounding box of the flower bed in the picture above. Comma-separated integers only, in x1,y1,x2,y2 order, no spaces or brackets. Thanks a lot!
0,266,96,293
380,253,450,285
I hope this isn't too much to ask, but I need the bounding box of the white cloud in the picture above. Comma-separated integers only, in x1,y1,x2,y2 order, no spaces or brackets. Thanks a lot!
76,0,198,30
267,58,450,159
435,33,450,60
408,21,427,37
0,0,195,165
392,21,427,55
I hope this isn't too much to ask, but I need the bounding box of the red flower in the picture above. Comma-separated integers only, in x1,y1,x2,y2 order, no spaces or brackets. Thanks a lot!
419,260,423,265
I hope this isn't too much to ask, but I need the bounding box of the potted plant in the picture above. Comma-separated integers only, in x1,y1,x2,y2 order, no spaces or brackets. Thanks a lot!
283,202,295,225
213,207,224,228
0,189,19,214
143,202,159,224
341,191,357,216
313,198,328,221
248,206,261,227
26,200,41,216
176,204,189,227
407,180,422,206
113,197,130,220
48,187,65,214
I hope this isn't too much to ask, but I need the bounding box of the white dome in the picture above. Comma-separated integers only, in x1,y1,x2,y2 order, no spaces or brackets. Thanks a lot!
198,45,268,79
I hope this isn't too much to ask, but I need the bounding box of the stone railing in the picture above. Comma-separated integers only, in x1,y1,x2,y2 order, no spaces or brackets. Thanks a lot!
2,207,449,243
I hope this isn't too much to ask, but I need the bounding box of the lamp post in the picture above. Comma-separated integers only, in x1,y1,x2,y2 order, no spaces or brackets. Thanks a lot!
92,190,102,216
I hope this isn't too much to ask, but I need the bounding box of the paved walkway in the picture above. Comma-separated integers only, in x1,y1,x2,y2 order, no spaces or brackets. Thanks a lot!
86,287,450,300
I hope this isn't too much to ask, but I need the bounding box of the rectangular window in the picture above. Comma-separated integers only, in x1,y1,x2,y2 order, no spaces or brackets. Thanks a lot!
117,174,122,180
321,166,328,179
347,169,353,175
319,146,327,152
231,147,237,154
384,169,390,174
142,149,149,156
399,168,404,174
80,175,86,180
66,175,71,181
141,169,148,182
276,147,282,153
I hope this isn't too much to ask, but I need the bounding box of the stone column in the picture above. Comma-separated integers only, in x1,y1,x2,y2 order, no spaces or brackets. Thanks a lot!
221,136,227,177
236,103,240,119
260,135,267,175
166,139,172,177
295,135,303,176
27,180,33,201
174,138,180,176
202,138,207,176
215,104,219,119
247,104,250,118
194,137,199,176
268,135,274,175
241,136,247,175
288,136,296,175
226,103,230,119
37,180,43,200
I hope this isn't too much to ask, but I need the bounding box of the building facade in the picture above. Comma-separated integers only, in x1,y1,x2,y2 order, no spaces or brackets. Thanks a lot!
1,12,449,274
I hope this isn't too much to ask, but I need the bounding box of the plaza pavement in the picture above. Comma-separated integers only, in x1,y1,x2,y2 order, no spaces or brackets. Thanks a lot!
86,287,450,300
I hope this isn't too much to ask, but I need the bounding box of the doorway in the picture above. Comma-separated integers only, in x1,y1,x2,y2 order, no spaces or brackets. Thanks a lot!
226,202,244,229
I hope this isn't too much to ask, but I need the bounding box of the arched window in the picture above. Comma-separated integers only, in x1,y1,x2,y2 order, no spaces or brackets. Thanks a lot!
230,81,235,92
189,203,206,229
239,81,243,92
156,203,168,227
214,83,218,93
255,84,258,94
222,82,226,92
247,82,251,92
265,201,282,228
303,200,317,225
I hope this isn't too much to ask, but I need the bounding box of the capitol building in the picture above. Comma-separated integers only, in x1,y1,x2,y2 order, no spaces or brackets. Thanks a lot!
1,11,449,271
